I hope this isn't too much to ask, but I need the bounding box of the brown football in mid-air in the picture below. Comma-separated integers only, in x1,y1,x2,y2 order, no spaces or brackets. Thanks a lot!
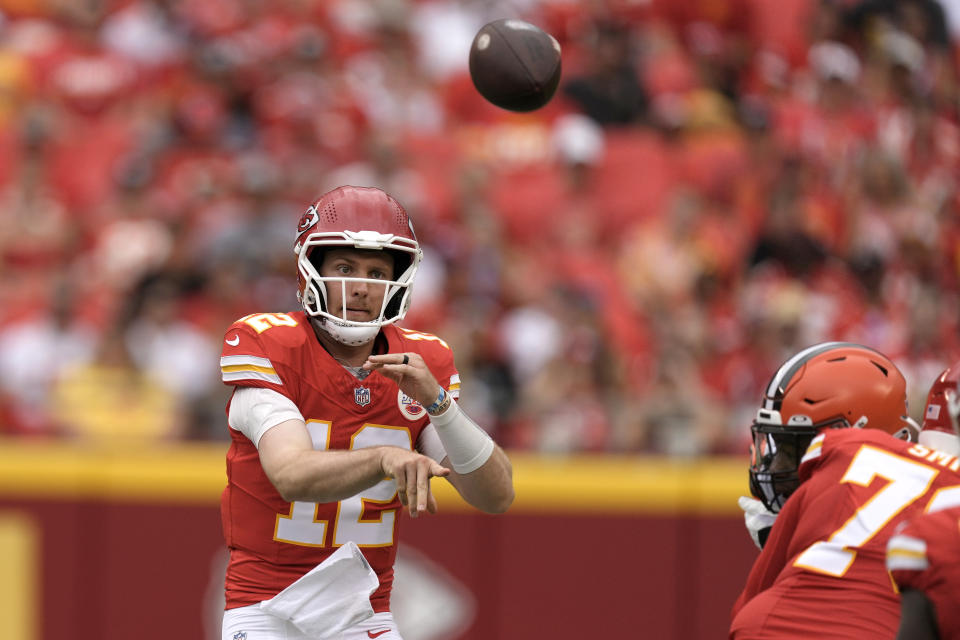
468,19,562,112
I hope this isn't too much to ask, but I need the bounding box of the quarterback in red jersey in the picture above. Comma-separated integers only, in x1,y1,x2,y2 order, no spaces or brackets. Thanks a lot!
886,359,960,640
729,342,960,639
219,186,514,640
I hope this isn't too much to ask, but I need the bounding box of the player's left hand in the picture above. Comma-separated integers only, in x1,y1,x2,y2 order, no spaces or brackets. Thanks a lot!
364,352,442,409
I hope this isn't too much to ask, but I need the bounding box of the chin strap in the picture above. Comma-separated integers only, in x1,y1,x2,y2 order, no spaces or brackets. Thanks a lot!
315,318,380,347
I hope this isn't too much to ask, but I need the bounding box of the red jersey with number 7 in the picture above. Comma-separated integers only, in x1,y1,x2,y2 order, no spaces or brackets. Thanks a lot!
218,311,460,612
730,428,960,639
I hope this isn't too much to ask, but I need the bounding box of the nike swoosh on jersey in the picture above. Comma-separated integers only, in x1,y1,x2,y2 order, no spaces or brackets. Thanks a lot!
367,630,391,638
225,334,240,346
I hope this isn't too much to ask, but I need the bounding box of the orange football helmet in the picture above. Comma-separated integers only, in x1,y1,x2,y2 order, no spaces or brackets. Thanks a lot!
749,342,915,512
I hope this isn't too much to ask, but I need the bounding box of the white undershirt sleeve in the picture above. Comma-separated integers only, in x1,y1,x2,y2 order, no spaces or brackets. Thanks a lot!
416,424,448,463
228,386,305,448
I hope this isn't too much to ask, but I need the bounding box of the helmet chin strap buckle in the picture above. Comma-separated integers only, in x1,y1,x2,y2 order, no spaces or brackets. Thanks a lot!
852,416,868,428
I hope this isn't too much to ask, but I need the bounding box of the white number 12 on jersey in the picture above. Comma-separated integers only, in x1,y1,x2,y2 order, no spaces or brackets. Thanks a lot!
274,421,412,547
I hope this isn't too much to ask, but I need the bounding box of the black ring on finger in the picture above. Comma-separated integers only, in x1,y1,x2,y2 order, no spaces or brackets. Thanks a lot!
402,354,409,365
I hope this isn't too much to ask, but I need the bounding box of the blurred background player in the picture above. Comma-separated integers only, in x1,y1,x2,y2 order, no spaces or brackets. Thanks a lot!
917,360,960,456
886,358,960,640
729,342,960,639
218,185,514,640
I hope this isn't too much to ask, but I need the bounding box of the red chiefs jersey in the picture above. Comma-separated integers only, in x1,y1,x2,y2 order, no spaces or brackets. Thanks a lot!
888,505,960,639
218,311,460,612
731,429,960,639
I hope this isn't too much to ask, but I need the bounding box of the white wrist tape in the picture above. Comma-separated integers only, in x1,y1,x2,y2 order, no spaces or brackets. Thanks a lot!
429,400,495,474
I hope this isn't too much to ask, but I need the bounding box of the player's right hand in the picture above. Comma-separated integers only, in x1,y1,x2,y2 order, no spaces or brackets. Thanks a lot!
378,447,450,518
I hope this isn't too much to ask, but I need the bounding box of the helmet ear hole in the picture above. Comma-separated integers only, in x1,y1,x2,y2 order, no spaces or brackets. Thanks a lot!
303,249,328,313
302,283,326,314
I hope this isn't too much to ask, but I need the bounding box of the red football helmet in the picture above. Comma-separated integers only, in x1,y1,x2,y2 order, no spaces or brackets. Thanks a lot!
294,186,422,345
749,342,916,512
918,360,960,455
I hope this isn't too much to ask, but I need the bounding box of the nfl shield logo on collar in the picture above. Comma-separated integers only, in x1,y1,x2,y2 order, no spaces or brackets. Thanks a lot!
355,387,371,407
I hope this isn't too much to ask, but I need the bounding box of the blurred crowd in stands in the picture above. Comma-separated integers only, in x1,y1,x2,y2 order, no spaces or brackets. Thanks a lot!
0,0,958,456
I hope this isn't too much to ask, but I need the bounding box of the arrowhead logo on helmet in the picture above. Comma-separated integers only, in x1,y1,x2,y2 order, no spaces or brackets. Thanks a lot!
294,205,320,254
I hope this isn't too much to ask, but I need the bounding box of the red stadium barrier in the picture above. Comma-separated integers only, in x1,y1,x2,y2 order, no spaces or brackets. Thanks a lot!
0,439,755,639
